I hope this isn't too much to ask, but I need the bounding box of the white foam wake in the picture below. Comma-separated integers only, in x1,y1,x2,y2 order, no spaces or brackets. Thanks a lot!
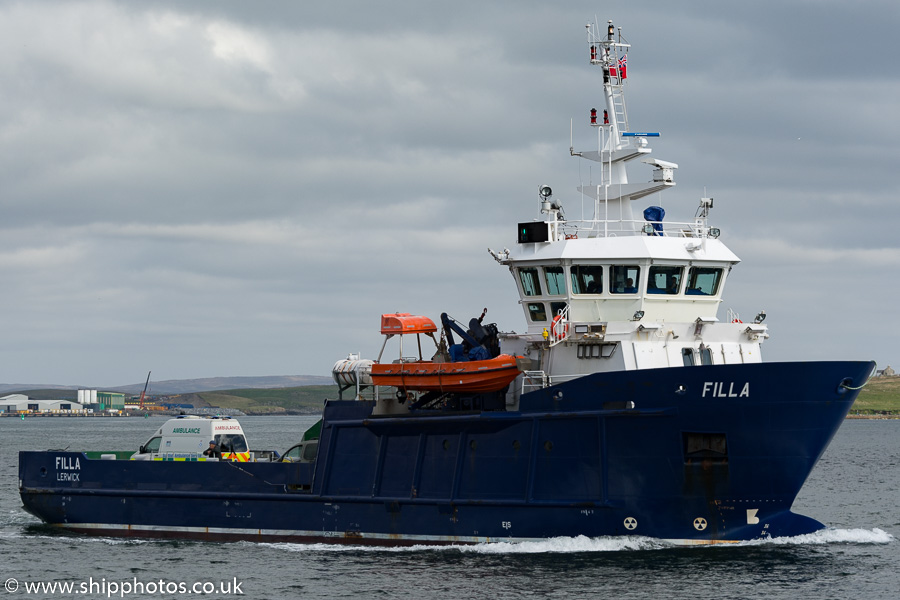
740,527,895,546
262,535,665,554
263,528,894,554
457,535,665,553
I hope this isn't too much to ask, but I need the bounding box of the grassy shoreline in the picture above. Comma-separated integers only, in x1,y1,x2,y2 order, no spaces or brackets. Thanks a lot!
847,375,900,417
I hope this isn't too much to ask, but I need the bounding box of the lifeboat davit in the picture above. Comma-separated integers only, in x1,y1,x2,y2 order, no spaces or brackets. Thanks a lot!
369,313,522,393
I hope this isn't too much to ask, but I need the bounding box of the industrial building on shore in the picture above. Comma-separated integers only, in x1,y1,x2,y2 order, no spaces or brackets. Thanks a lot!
1,390,127,415
1,394,87,414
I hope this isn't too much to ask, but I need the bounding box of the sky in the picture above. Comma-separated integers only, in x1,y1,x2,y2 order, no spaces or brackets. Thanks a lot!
2,0,899,387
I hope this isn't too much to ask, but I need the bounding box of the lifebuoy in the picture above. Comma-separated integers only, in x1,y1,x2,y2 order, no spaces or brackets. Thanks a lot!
551,315,569,341
732,319,743,323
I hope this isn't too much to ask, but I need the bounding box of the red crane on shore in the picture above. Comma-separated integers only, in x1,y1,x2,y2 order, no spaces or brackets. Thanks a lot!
138,371,151,410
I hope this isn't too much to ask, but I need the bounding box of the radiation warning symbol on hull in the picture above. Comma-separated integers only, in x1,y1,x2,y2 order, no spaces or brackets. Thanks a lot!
693,517,708,531
624,517,637,530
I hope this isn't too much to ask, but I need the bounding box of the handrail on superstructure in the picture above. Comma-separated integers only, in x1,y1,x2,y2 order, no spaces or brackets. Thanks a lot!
522,370,584,392
554,218,718,240
549,304,570,347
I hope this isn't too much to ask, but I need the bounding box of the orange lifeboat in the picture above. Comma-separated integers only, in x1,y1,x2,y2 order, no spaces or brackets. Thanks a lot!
370,313,522,393
378,313,438,336
370,355,522,393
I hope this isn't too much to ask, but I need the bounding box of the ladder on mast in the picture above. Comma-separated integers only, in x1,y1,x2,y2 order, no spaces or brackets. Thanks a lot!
610,84,628,134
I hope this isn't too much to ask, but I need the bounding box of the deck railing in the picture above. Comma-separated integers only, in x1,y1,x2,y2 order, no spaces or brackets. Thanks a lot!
522,370,584,392
553,218,718,240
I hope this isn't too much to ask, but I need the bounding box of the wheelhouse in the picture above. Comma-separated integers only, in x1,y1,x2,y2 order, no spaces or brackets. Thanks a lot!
511,253,732,334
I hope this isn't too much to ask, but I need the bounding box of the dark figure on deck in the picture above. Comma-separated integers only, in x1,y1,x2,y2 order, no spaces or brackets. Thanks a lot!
203,440,220,458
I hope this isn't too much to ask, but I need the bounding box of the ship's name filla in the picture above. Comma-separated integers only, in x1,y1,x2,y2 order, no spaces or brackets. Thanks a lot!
55,456,80,470
702,381,750,398
55,455,81,481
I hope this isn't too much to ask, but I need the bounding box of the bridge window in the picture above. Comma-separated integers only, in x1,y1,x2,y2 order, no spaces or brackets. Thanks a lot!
527,302,547,322
544,266,566,296
682,348,695,366
648,265,683,294
518,268,542,296
571,265,603,294
610,265,640,294
550,302,567,319
700,346,713,365
686,267,722,296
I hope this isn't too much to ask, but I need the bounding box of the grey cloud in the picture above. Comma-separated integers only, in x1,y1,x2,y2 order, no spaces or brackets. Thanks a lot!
1,0,897,384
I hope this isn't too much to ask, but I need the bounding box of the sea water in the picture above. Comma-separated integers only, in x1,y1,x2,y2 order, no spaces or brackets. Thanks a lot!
1,416,896,599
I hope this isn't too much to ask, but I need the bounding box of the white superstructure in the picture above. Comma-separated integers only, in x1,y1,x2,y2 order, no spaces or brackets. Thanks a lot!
491,21,767,392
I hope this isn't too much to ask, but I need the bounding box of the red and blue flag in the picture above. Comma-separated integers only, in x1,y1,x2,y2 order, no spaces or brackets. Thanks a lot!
610,54,627,79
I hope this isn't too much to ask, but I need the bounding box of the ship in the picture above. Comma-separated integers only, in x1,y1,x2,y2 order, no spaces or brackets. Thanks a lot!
18,20,874,546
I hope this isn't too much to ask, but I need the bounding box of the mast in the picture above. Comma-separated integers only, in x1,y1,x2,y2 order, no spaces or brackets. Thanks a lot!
588,20,628,159
575,20,676,235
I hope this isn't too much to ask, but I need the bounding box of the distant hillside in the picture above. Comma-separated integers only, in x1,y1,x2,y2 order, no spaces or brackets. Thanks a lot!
110,375,333,395
170,385,340,414
0,383,73,395
0,375,332,396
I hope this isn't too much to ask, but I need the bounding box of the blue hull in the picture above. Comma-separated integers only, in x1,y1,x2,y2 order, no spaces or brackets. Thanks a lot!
19,361,873,545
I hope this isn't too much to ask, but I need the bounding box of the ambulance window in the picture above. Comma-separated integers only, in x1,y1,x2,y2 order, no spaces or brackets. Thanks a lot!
302,442,319,461
686,267,723,296
519,268,542,296
144,437,161,453
571,265,603,294
284,445,302,461
216,434,248,452
527,302,547,322
648,265,683,295
610,266,640,294
544,266,566,296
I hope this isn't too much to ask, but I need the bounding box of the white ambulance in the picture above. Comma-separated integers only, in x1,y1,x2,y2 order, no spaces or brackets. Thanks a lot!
131,415,251,461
